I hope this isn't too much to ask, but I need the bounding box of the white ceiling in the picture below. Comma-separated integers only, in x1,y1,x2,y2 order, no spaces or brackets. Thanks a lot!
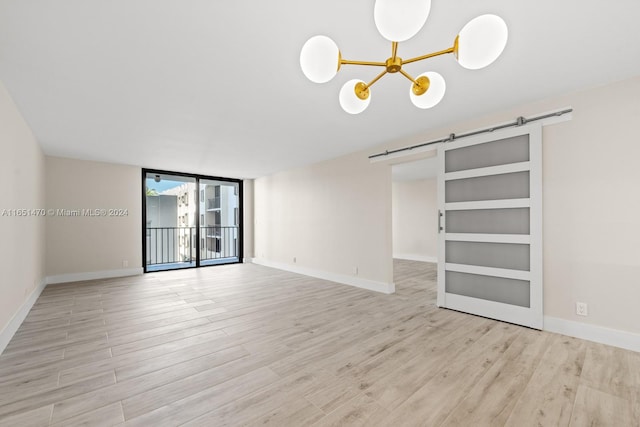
1,1,640,179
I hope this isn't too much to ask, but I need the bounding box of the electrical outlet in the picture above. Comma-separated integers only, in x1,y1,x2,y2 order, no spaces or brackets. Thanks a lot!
293,257,297,263
353,266,359,275
122,260,128,268
576,302,588,316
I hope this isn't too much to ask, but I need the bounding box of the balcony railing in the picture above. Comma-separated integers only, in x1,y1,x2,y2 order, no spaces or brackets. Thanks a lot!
146,226,239,267
201,226,239,261
146,227,195,266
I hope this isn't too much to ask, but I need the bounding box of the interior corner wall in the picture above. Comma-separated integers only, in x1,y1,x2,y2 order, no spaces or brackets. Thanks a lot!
392,178,438,262
0,80,46,352
45,157,142,280
254,150,393,288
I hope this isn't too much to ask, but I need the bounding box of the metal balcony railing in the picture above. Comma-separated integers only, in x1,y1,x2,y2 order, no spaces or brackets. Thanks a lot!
200,226,239,260
146,227,195,266
146,226,239,266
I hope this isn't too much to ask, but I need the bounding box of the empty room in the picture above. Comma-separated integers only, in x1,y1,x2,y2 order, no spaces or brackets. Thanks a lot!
1,1,639,426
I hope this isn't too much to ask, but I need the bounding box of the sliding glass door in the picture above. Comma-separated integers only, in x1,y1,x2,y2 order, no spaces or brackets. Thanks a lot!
143,170,242,272
199,179,240,266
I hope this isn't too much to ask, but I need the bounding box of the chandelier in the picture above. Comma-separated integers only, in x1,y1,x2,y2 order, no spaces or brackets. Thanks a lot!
299,0,508,114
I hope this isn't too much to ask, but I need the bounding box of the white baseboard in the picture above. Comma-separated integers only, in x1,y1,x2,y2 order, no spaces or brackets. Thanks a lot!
0,277,47,355
252,258,395,294
393,253,438,263
46,267,143,285
544,316,640,353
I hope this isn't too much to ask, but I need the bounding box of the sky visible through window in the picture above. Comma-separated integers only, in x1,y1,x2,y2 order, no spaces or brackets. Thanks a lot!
145,178,183,194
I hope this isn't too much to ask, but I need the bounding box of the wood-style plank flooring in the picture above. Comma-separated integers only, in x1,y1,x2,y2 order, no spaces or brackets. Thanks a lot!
0,260,638,426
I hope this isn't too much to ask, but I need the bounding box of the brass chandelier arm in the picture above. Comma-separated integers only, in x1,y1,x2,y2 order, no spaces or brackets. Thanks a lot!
364,69,388,89
402,46,456,65
399,69,419,85
340,59,387,67
391,42,398,61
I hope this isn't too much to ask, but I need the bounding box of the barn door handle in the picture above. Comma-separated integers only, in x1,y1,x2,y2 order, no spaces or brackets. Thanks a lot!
438,210,443,233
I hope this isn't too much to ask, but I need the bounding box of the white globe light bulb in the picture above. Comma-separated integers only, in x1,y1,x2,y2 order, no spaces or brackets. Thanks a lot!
300,35,340,83
374,0,431,42
456,14,508,70
339,79,371,114
410,72,446,109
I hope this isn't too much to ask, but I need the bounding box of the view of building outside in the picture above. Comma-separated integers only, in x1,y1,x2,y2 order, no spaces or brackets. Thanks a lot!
160,183,198,262
200,180,239,261
145,193,179,264
145,175,239,268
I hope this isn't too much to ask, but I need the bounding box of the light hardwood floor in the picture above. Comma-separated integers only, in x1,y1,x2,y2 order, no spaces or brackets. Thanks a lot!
0,260,638,426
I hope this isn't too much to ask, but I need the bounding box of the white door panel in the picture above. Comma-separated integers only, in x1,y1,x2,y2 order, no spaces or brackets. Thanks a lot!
437,125,543,329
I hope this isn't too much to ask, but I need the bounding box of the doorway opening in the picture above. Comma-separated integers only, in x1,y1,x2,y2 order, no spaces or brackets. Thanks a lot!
391,154,439,264
390,153,439,296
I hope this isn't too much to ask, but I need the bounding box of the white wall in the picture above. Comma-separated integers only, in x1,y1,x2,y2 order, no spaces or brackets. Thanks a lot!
254,150,393,292
540,79,640,336
45,157,142,280
254,74,640,340
0,80,46,352
392,178,438,262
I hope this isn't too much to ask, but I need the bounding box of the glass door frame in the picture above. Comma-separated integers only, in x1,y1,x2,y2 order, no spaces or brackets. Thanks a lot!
142,168,244,273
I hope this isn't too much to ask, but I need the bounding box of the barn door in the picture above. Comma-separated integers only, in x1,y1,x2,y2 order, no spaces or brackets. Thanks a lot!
437,125,542,329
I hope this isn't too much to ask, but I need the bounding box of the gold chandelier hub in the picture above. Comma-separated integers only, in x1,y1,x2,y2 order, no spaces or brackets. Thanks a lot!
385,57,403,73
412,75,431,96
354,81,370,100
